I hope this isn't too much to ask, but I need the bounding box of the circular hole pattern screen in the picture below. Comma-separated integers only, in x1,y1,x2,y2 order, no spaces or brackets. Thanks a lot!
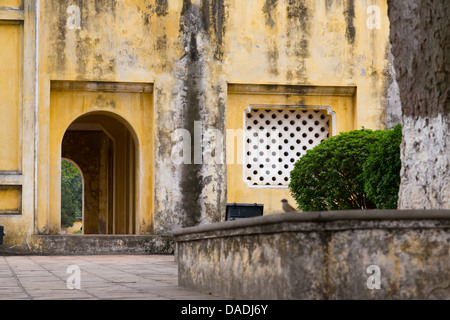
244,108,330,187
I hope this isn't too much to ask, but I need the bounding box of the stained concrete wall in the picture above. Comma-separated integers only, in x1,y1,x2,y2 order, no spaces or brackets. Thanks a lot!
0,1,402,252
174,210,450,299
38,0,399,235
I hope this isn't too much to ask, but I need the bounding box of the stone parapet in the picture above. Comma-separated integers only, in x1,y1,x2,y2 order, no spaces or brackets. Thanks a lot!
174,210,450,300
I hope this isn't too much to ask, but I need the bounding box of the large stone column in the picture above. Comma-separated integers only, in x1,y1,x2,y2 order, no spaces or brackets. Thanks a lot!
388,0,450,209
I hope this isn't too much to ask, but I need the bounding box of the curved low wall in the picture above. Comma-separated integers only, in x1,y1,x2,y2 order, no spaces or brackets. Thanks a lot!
174,210,450,300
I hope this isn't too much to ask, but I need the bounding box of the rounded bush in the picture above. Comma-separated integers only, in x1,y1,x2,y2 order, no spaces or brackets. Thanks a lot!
362,125,402,209
289,127,401,211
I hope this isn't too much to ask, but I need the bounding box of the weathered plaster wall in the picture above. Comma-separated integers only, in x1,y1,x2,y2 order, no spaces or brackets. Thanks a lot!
0,0,22,9
153,0,228,232
0,23,22,172
43,88,153,236
0,0,37,249
175,210,450,299
1,1,400,251
224,0,399,128
38,0,398,233
0,188,20,212
226,86,356,214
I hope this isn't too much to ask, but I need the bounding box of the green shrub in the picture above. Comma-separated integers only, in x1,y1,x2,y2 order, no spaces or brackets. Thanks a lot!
289,127,401,211
61,160,83,228
362,125,402,209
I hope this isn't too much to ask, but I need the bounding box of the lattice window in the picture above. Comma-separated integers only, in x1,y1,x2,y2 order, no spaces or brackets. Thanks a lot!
243,106,334,187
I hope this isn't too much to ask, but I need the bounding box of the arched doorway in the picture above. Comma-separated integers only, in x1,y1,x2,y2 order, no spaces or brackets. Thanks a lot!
61,112,138,235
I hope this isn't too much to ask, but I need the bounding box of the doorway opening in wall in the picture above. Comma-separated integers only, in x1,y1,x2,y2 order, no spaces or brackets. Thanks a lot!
61,159,84,234
61,112,138,235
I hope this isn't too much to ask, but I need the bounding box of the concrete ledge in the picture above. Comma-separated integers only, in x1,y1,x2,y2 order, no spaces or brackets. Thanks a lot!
174,210,450,242
174,209,450,237
174,210,450,300
0,235,174,255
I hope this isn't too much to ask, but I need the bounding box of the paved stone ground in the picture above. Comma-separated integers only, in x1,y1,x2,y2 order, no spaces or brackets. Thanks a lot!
0,255,227,300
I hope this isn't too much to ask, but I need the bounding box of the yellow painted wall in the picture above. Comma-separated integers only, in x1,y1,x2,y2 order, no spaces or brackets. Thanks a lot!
0,0,22,9
0,2,35,247
0,23,22,172
227,90,355,214
45,88,154,234
0,0,397,248
224,0,391,130
223,0,391,215
0,189,19,211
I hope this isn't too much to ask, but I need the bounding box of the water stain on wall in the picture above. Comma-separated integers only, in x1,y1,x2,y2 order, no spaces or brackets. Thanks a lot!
286,0,311,83
263,0,278,28
344,0,355,45
155,0,169,16
175,0,228,227
263,0,280,76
